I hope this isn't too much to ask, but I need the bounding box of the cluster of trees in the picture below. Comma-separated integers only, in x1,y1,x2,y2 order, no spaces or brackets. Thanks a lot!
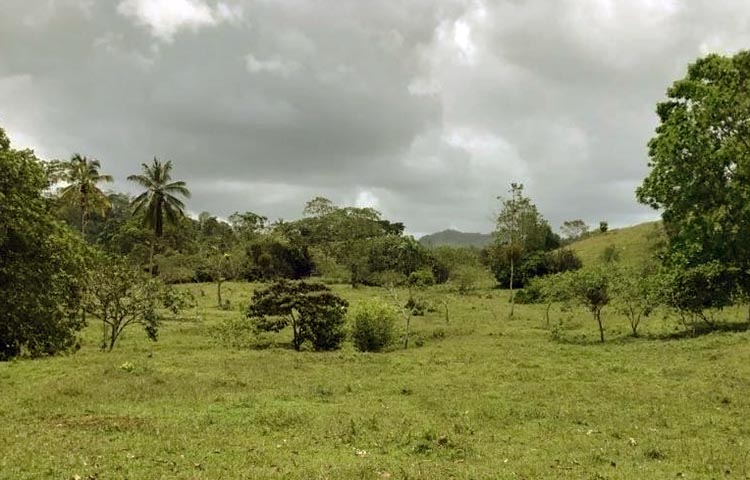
484,183,583,316
4,50,750,358
519,51,750,341
0,125,449,359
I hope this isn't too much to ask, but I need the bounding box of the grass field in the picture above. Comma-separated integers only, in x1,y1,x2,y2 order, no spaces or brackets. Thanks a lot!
2,281,750,479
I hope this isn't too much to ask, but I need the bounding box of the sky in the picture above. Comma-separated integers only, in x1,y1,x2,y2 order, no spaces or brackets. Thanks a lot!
2,0,750,236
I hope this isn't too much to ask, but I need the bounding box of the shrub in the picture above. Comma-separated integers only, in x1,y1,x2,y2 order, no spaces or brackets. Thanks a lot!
349,299,399,352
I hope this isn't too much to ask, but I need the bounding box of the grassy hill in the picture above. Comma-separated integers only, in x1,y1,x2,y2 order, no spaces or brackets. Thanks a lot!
567,221,665,267
419,229,493,248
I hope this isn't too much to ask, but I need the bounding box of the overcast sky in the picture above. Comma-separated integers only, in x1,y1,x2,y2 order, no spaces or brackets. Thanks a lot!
2,0,749,235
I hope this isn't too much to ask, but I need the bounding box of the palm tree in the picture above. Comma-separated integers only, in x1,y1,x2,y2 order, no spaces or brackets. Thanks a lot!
59,154,114,235
127,158,191,237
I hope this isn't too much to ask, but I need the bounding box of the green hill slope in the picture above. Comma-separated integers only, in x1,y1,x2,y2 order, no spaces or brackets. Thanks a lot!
567,221,665,267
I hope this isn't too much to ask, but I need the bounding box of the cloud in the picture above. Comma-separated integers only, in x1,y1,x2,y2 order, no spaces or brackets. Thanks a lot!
245,53,300,76
2,0,750,235
117,0,242,42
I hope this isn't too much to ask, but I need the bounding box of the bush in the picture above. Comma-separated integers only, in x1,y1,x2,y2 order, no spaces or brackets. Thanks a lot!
349,299,398,352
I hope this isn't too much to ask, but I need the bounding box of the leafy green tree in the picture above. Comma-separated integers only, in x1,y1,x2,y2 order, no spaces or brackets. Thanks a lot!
0,128,90,360
564,266,612,342
58,154,114,236
494,183,557,317
84,256,162,351
637,51,750,303
247,280,348,351
229,211,267,241
128,158,191,238
611,265,664,336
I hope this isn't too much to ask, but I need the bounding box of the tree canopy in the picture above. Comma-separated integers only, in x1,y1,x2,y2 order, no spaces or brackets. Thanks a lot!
637,51,750,299
0,128,89,359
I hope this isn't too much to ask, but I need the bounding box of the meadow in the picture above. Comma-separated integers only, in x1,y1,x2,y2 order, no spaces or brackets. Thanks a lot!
2,281,750,479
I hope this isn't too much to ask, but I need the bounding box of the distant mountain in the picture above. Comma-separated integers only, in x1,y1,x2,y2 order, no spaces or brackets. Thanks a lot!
419,229,493,248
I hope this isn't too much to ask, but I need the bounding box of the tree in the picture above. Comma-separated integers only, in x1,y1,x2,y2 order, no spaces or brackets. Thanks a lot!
247,280,348,351
564,266,612,342
560,219,589,242
494,183,556,317
611,266,664,336
128,158,191,238
0,128,90,360
128,158,190,273
207,247,241,308
84,256,162,351
58,154,114,236
637,51,750,304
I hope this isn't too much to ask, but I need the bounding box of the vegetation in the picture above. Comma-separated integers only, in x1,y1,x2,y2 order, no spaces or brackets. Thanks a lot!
85,257,163,351
0,129,89,360
247,280,348,351
6,49,750,478
58,154,113,235
348,298,398,352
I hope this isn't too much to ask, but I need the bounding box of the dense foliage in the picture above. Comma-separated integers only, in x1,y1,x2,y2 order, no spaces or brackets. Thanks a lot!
247,280,348,351
349,299,398,352
637,50,750,310
0,129,89,360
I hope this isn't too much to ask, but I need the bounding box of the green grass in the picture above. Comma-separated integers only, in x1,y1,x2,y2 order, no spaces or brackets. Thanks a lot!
2,281,750,479
569,222,666,267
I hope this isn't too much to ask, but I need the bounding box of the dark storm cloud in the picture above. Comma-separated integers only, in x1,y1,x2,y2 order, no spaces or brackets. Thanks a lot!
2,0,749,234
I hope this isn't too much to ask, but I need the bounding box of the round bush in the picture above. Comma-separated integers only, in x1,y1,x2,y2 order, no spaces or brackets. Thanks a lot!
349,299,398,352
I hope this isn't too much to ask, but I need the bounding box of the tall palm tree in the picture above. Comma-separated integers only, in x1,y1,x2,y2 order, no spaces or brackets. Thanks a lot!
127,158,191,237
59,154,114,235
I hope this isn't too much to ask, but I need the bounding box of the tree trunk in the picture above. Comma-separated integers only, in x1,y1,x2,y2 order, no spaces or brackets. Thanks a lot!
443,301,449,324
108,325,118,351
149,242,155,276
217,279,223,307
509,257,515,318
545,302,552,328
403,316,411,349
596,311,605,343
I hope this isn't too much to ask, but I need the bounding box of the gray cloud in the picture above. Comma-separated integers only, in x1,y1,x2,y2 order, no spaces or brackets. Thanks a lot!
2,0,749,235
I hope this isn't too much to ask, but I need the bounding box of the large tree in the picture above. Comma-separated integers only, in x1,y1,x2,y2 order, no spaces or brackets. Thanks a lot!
636,51,750,305
58,154,113,236
128,158,191,238
0,128,89,360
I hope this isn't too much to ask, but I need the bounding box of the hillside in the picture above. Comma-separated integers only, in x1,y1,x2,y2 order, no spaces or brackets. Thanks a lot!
419,229,493,248
567,221,665,266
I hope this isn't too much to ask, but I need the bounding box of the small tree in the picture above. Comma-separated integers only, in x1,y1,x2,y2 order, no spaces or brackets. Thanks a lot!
530,273,573,327
611,266,664,336
207,247,241,308
565,266,612,342
85,257,162,351
247,280,348,351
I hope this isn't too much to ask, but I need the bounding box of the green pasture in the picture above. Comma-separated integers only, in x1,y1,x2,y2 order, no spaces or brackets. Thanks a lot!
2,282,750,479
